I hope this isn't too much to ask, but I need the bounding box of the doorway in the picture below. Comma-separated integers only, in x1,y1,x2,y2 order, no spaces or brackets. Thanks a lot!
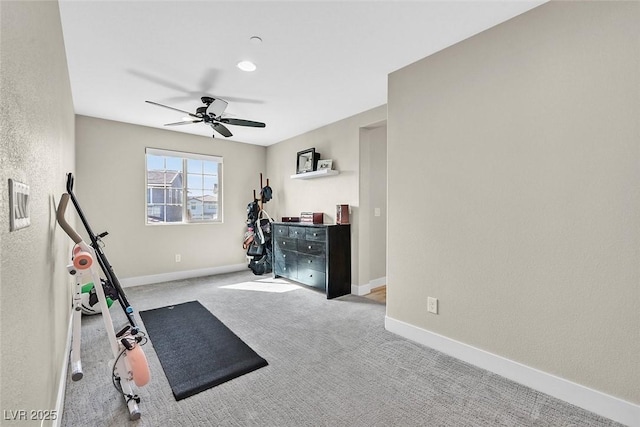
359,121,387,304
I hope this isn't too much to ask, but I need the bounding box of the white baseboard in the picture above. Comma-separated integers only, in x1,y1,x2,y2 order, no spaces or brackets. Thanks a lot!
120,263,248,287
53,313,73,427
370,276,386,289
385,316,639,427
351,283,370,296
351,276,387,296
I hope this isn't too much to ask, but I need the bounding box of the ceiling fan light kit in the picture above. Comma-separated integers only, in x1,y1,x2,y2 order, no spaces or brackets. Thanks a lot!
145,96,265,139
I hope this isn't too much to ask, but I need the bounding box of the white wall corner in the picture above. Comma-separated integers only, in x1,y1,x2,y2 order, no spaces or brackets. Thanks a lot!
120,263,248,288
385,316,640,427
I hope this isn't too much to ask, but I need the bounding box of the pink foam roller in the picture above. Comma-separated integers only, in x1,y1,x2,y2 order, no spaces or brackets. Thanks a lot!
128,344,150,387
73,251,93,270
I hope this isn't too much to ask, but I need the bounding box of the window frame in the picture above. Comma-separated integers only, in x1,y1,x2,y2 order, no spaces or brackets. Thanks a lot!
145,147,223,225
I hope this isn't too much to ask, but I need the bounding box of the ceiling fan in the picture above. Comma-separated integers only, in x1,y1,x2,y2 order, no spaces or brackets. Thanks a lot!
145,96,266,138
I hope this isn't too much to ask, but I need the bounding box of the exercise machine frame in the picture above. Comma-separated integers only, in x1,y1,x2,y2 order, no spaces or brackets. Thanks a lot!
57,173,150,420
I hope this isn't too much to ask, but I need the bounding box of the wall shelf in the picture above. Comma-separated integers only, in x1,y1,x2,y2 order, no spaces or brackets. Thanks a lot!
290,169,339,180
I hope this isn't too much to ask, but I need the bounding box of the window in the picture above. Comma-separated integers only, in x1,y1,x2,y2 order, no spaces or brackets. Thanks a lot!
145,148,222,224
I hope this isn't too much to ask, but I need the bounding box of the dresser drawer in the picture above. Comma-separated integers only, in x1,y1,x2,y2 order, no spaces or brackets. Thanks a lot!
275,236,297,251
305,228,326,242
274,260,297,278
289,226,306,239
273,224,289,238
298,253,325,272
298,239,325,256
274,249,297,264
296,268,326,290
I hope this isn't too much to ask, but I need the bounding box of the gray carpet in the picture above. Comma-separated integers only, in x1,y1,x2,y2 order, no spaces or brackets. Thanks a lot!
61,270,622,426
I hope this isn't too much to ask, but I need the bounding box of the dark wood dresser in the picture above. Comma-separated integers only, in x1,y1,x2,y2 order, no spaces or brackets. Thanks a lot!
272,222,351,299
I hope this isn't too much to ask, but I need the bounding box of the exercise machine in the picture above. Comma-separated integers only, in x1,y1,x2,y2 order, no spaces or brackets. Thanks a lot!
57,173,150,420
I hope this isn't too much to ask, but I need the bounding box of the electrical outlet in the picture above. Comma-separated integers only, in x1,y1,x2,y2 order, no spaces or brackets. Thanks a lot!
175,254,181,263
427,297,438,314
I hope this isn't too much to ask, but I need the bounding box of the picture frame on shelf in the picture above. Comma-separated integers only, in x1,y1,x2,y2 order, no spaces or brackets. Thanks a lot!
317,159,333,170
296,148,320,173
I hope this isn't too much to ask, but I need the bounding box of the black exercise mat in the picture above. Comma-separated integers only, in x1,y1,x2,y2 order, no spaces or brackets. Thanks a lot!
139,300,268,400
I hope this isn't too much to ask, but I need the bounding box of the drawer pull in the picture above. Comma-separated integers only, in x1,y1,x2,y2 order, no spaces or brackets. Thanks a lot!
283,254,286,258
283,267,287,271
282,241,286,245
308,260,312,263
295,231,299,234
309,274,313,278
313,233,318,237
308,245,312,249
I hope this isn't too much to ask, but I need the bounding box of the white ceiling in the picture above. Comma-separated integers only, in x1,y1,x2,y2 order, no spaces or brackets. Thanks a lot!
58,1,545,146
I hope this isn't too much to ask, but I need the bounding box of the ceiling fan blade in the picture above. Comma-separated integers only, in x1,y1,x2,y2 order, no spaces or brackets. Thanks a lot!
211,122,233,138
198,68,219,94
146,100,197,117
207,98,229,118
164,120,203,126
219,118,266,128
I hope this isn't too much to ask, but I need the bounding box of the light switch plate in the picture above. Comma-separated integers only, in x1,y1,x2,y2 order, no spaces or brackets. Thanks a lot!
9,179,30,231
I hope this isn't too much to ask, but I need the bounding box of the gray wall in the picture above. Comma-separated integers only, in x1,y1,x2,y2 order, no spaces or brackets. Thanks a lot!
387,1,639,404
265,106,386,287
75,116,266,280
0,0,76,423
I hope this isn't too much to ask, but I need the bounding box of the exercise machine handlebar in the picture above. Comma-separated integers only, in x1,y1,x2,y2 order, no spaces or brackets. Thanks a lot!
57,193,82,245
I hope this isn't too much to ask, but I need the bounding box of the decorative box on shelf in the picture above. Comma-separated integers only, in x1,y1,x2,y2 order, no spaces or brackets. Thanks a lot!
281,216,300,223
300,212,323,224
336,204,349,224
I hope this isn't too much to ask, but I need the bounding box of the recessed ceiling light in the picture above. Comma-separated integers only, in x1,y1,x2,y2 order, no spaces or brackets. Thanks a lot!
237,60,256,72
